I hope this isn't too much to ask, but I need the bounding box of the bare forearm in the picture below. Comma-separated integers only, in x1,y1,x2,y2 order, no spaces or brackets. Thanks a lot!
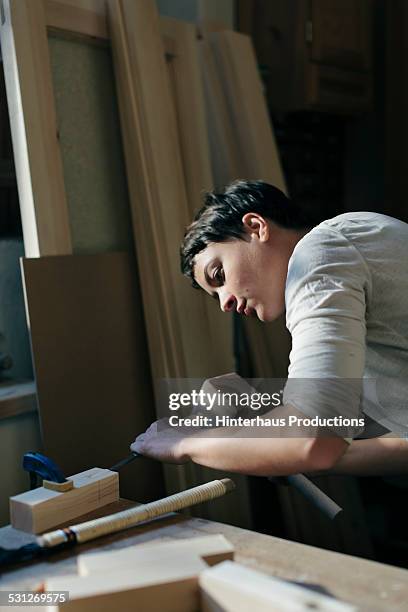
132,404,348,475
181,434,311,476
323,435,408,476
181,430,347,476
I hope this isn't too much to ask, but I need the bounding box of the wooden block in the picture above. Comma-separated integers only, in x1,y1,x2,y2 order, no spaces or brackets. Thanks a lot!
46,552,207,611
199,561,355,612
10,467,119,534
78,535,234,576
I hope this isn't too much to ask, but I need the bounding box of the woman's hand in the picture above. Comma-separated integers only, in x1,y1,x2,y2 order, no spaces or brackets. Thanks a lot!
130,419,191,464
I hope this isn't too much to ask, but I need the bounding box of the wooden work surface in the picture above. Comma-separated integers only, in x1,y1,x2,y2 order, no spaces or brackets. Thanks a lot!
1,499,407,611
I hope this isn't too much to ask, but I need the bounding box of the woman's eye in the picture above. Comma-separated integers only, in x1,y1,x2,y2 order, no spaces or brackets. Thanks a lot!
213,267,225,284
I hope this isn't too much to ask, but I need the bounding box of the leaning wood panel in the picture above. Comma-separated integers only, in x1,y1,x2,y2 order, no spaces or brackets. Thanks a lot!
160,17,213,214
203,30,290,382
159,16,250,526
161,16,235,376
0,0,72,257
107,0,194,382
198,37,242,190
21,253,165,503
108,2,252,526
209,30,288,192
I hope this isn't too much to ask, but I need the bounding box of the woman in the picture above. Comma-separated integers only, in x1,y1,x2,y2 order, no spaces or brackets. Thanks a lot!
132,180,408,477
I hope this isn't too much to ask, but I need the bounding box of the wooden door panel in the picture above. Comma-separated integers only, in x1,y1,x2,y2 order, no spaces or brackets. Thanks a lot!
311,0,372,71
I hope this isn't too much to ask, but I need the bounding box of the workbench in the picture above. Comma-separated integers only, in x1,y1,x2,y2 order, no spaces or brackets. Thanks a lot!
1,500,407,611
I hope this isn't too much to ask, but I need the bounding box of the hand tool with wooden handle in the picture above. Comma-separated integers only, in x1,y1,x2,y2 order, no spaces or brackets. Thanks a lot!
0,478,235,568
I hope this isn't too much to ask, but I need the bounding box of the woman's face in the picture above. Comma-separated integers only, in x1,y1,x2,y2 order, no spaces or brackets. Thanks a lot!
193,214,302,322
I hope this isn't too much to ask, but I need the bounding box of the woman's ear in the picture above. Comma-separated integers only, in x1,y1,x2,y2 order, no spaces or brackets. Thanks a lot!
241,213,270,242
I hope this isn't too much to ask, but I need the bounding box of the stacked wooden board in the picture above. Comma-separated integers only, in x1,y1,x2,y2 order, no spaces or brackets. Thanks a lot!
42,535,354,611
106,0,251,526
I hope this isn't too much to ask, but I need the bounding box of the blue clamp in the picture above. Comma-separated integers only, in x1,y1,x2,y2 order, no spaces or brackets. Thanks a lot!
23,452,68,490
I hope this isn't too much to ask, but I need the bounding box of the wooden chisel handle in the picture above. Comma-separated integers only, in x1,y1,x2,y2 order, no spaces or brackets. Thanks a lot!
271,474,343,520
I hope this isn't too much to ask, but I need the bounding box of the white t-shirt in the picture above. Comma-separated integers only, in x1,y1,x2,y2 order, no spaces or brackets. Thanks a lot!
283,212,408,438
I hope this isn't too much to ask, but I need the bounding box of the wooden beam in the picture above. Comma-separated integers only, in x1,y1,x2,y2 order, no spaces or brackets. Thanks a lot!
199,28,291,383
200,561,355,612
46,553,207,612
10,467,119,534
0,0,72,257
197,36,242,190
160,16,235,376
208,30,287,191
78,534,234,575
160,16,213,214
107,0,187,381
107,3,252,526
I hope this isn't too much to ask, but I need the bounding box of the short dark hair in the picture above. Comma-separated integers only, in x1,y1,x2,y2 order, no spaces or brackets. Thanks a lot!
180,180,312,288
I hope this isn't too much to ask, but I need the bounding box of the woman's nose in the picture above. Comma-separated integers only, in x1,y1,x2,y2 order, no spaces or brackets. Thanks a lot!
221,294,236,313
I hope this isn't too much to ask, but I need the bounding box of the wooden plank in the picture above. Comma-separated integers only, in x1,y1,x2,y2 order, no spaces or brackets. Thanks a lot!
46,553,206,612
200,560,355,612
107,0,186,381
78,534,234,575
209,30,287,191
0,0,72,257
10,468,119,534
107,0,227,380
198,36,241,189
0,380,37,420
160,17,213,211
160,17,213,213
20,253,165,504
158,15,251,527
107,1,253,528
200,29,291,394
160,16,235,377
45,0,108,40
